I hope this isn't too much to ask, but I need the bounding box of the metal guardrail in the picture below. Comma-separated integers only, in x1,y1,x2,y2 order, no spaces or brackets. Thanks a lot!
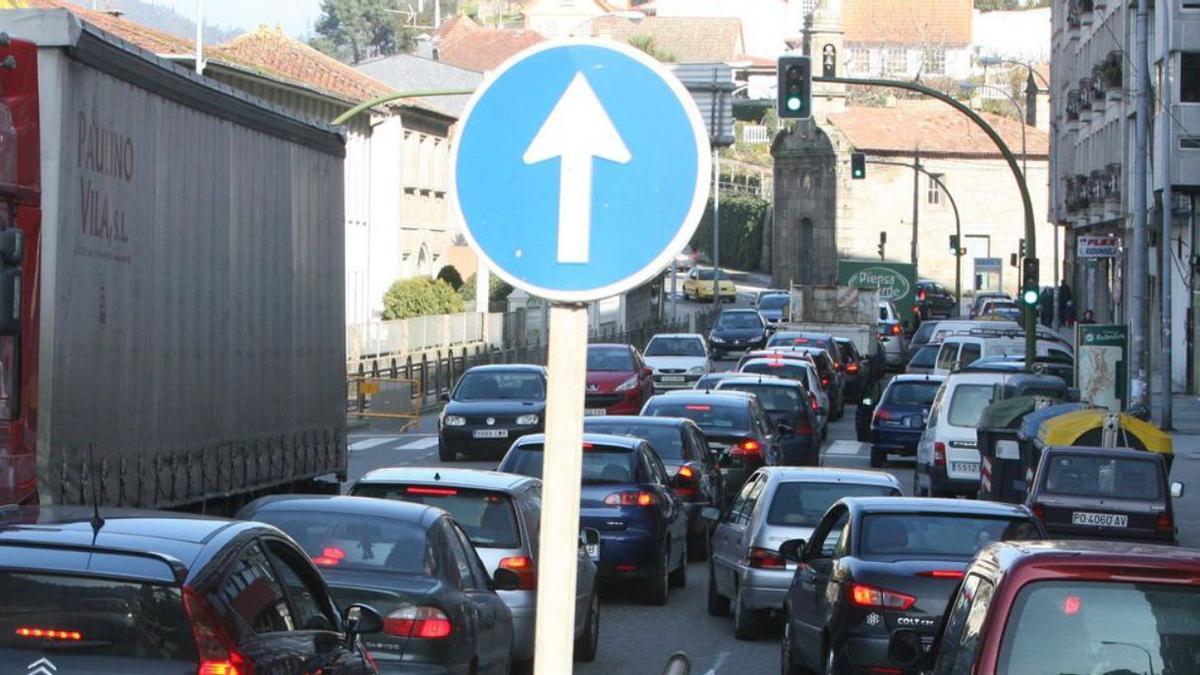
347,313,490,364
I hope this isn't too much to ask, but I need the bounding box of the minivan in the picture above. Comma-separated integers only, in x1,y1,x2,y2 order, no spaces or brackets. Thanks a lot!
914,372,1012,497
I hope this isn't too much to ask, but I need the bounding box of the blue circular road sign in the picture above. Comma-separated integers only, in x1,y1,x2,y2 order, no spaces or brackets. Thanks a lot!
451,41,712,303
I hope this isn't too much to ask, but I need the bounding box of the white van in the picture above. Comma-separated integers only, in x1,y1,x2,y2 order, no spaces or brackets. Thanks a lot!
932,336,1075,377
914,371,1012,497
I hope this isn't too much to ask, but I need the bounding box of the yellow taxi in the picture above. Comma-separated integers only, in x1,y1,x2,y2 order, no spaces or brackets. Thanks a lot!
683,267,736,302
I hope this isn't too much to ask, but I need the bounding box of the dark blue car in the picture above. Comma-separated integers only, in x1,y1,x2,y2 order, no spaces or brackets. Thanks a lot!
712,376,820,466
869,374,944,468
498,433,689,606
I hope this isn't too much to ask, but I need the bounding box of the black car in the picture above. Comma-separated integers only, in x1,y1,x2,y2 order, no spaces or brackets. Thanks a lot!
0,507,383,675
1027,446,1179,544
694,371,775,390
916,280,956,319
439,364,547,461
641,391,781,497
779,497,1045,675
238,495,519,674
713,376,821,466
584,415,724,560
708,309,769,359
834,338,869,403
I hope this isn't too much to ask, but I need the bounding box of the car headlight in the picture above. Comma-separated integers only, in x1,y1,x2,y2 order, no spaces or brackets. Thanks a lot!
516,414,540,426
615,375,640,392
443,415,466,427
687,366,706,374
710,336,725,343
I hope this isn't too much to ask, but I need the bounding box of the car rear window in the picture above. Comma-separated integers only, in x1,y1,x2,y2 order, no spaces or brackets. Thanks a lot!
860,514,1041,558
998,581,1200,675
645,337,706,357
884,381,940,406
719,384,802,413
584,422,686,460
908,346,939,368
912,321,938,344
248,510,431,574
947,384,996,427
767,483,898,526
759,295,788,310
741,361,809,382
1043,455,1162,500
351,485,522,548
643,400,750,432
454,371,545,401
505,443,642,484
587,347,634,372
767,334,813,347
0,572,195,660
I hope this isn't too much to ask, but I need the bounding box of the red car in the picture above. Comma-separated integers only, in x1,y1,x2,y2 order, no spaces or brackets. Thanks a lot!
585,344,655,415
888,540,1200,674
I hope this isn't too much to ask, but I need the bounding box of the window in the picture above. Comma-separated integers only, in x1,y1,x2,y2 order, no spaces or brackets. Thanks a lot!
812,508,849,557
860,514,1041,557
935,343,960,371
244,509,433,575
585,421,687,459
443,519,481,590
1044,454,1162,499
934,575,996,675
354,485,524,548
725,475,759,524
767,482,897,527
1182,52,1200,103
928,173,943,205
947,383,996,427
262,540,337,632
217,543,294,635
923,47,946,76
959,343,981,367
884,48,907,76
849,47,870,74
736,476,767,525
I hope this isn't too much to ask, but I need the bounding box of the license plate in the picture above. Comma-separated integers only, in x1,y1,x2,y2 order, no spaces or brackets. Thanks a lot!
473,429,508,439
905,416,919,428
950,462,979,474
584,408,607,416
662,376,685,382
585,544,599,561
1072,512,1128,528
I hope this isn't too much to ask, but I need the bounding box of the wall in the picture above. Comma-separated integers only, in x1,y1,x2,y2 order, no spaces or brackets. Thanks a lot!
772,121,839,287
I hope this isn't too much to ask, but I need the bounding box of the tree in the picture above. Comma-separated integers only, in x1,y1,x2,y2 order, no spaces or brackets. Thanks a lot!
436,264,464,290
627,35,677,63
312,0,402,63
381,277,464,320
458,273,513,305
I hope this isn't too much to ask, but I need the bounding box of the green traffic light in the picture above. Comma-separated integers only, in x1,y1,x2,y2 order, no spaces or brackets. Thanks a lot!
787,97,802,111
1022,288,1039,306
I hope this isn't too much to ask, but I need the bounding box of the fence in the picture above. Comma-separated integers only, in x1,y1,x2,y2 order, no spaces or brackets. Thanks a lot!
347,312,493,364
741,124,771,144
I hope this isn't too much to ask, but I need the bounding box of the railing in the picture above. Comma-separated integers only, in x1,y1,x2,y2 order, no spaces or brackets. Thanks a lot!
347,312,492,363
741,124,771,144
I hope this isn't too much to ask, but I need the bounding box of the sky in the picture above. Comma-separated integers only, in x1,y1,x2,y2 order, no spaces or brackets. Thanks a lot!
154,0,324,37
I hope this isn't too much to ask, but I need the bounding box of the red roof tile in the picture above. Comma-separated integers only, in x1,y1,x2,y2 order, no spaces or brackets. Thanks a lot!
827,105,1048,159
23,0,193,54
590,15,743,62
844,0,972,48
435,16,545,71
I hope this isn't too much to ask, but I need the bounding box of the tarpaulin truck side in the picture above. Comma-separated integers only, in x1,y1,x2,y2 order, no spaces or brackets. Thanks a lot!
0,10,347,510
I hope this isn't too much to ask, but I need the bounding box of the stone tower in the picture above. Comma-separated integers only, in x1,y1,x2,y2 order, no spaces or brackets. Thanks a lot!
794,0,847,122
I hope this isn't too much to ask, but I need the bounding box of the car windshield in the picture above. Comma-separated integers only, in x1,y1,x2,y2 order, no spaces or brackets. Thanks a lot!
759,295,788,310
741,361,809,382
860,513,1041,558
455,371,545,401
909,345,939,368
884,381,940,406
505,443,642,483
643,401,750,432
1044,455,1162,500
0,572,195,660
912,321,938,344
720,384,801,412
248,510,431,574
584,422,685,459
998,581,1200,675
645,337,706,357
767,483,897,526
351,485,522,548
587,347,635,372
693,268,718,280
947,384,997,427
768,334,816,347
716,313,762,330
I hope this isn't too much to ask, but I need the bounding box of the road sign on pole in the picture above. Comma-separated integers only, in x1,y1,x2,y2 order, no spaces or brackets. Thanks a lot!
451,41,711,674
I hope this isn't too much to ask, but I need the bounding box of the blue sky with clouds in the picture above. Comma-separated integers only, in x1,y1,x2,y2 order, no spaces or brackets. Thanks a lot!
154,0,324,37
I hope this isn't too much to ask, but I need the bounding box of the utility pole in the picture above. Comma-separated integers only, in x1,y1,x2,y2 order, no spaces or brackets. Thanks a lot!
1160,0,1174,428
911,149,921,266
1131,0,1151,415
194,0,205,75
712,148,720,296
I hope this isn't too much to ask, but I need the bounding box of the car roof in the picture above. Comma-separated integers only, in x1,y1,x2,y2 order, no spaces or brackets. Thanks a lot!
648,333,704,340
1041,446,1163,461
514,432,646,449
588,343,632,351
977,540,1200,580
585,415,692,428
661,388,757,399
356,467,538,491
773,331,832,339
243,494,445,528
648,391,754,406
742,357,815,370
716,376,805,389
839,496,1033,518
888,373,946,384
944,371,1012,386
464,364,546,374
719,308,759,314
756,467,902,486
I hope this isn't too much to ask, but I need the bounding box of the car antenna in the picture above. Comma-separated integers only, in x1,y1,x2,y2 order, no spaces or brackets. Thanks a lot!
434,472,441,482
87,443,105,536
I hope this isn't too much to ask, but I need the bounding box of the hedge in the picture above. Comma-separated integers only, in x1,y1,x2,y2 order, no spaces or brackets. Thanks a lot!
458,272,514,304
689,194,769,272
382,277,465,320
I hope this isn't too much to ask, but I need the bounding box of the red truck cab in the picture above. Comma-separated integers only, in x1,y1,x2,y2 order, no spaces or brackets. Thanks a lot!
889,540,1200,674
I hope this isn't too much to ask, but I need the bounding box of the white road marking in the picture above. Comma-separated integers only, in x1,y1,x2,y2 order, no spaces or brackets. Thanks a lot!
349,437,396,452
825,440,867,456
701,650,732,675
399,436,440,450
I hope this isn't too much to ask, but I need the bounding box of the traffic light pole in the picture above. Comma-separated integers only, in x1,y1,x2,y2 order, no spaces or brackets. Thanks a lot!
816,75,1038,371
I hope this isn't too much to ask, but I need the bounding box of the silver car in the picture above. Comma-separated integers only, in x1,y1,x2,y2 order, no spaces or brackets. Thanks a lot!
703,467,902,640
351,467,601,664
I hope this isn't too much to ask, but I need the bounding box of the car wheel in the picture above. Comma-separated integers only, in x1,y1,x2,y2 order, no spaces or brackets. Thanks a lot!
573,592,600,662
438,443,457,462
733,584,764,641
706,563,730,616
669,541,688,588
912,470,929,497
642,548,670,606
869,448,886,468
781,621,806,675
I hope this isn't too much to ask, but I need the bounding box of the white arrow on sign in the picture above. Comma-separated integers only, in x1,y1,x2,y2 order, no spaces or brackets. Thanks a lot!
523,72,632,264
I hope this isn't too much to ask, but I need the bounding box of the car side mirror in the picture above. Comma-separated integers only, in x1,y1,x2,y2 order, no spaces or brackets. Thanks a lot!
700,506,721,522
861,397,873,407
777,421,794,436
1172,482,1185,498
778,538,806,562
580,528,602,547
493,568,522,592
887,628,930,669
342,603,383,638
440,392,450,402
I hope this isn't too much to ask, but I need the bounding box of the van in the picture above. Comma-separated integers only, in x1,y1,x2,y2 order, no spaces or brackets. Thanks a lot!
915,371,1013,497
933,336,1074,376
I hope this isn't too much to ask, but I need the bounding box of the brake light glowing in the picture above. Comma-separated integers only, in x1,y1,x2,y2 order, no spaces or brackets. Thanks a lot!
891,324,903,335
768,361,787,368
312,546,347,567
14,627,82,641
604,491,659,506
686,405,711,411
199,663,243,675
499,555,537,591
747,547,786,569
1063,595,1081,615
918,570,965,579
821,377,830,387
918,290,927,301
731,440,763,460
184,587,252,675
809,392,819,412
677,465,695,479
934,442,946,466
846,362,860,374
1031,502,1046,521
873,408,892,422
385,606,453,639
849,582,916,611
406,486,459,496
1157,512,1174,534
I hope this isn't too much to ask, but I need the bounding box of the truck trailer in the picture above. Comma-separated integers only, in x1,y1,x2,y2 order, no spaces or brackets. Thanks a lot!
0,10,347,511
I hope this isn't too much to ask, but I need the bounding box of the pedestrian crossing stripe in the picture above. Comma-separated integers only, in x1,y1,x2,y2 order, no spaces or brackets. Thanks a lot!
825,440,867,456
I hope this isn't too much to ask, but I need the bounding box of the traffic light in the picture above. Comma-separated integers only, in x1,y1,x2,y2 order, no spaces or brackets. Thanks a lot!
877,231,886,259
778,55,812,119
1019,238,1027,258
1021,257,1040,307
851,152,866,179
949,235,959,255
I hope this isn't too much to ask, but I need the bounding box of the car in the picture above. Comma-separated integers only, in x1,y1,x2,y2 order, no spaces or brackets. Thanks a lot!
933,335,1074,377
907,319,941,354
878,300,902,323
877,320,907,369
641,391,782,497
694,370,775,390
497,433,690,605
753,288,790,307
915,371,1011,497
643,333,711,390
779,497,1045,675
766,331,845,371
887,541,1200,675
734,348,813,372
738,357,829,437
674,246,698,271
585,343,655,416
349,468,601,664
779,346,845,420
0,506,385,674
238,495,518,675
915,280,956,319
867,374,944,468
978,297,1020,317
964,353,1075,383
705,469,902,640
708,308,770,359
683,267,736,303
968,291,1011,318
584,415,725,559
755,292,791,325
834,337,869,402
713,376,822,466
904,343,940,374
1026,446,1181,544
439,364,547,462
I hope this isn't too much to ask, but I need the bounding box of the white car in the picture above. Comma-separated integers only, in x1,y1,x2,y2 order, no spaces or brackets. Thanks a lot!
643,333,711,390
914,371,1013,497
933,336,1076,377
737,356,830,438
877,320,907,369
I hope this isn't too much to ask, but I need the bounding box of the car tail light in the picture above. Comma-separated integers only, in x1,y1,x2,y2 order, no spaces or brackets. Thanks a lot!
747,547,786,569
406,486,459,496
821,376,830,387
848,582,916,611
809,392,819,412
1030,502,1046,521
917,570,965,579
499,556,537,591
933,442,946,466
184,587,252,675
730,440,763,460
604,491,660,506
686,404,711,411
846,362,860,374
674,464,699,500
1157,512,1174,535
384,606,453,639
891,324,903,335
873,408,892,423
14,627,82,641
833,361,842,371
311,546,347,567
918,290,928,301
1063,595,1082,615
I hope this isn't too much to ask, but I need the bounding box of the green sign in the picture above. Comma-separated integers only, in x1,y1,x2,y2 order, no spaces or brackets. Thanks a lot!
1075,324,1128,412
838,260,917,327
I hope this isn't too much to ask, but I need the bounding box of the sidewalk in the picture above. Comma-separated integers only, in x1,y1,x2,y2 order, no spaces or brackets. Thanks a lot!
1160,394,1200,457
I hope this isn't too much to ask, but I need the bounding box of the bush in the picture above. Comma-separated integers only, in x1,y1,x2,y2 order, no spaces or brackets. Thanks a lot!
688,194,769,271
436,264,464,290
381,276,464,320
458,273,514,304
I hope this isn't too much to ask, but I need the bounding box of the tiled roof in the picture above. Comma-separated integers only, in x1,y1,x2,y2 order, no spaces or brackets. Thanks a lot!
827,105,1048,159
589,15,743,63
434,14,545,71
356,52,482,118
23,0,193,54
844,0,972,48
